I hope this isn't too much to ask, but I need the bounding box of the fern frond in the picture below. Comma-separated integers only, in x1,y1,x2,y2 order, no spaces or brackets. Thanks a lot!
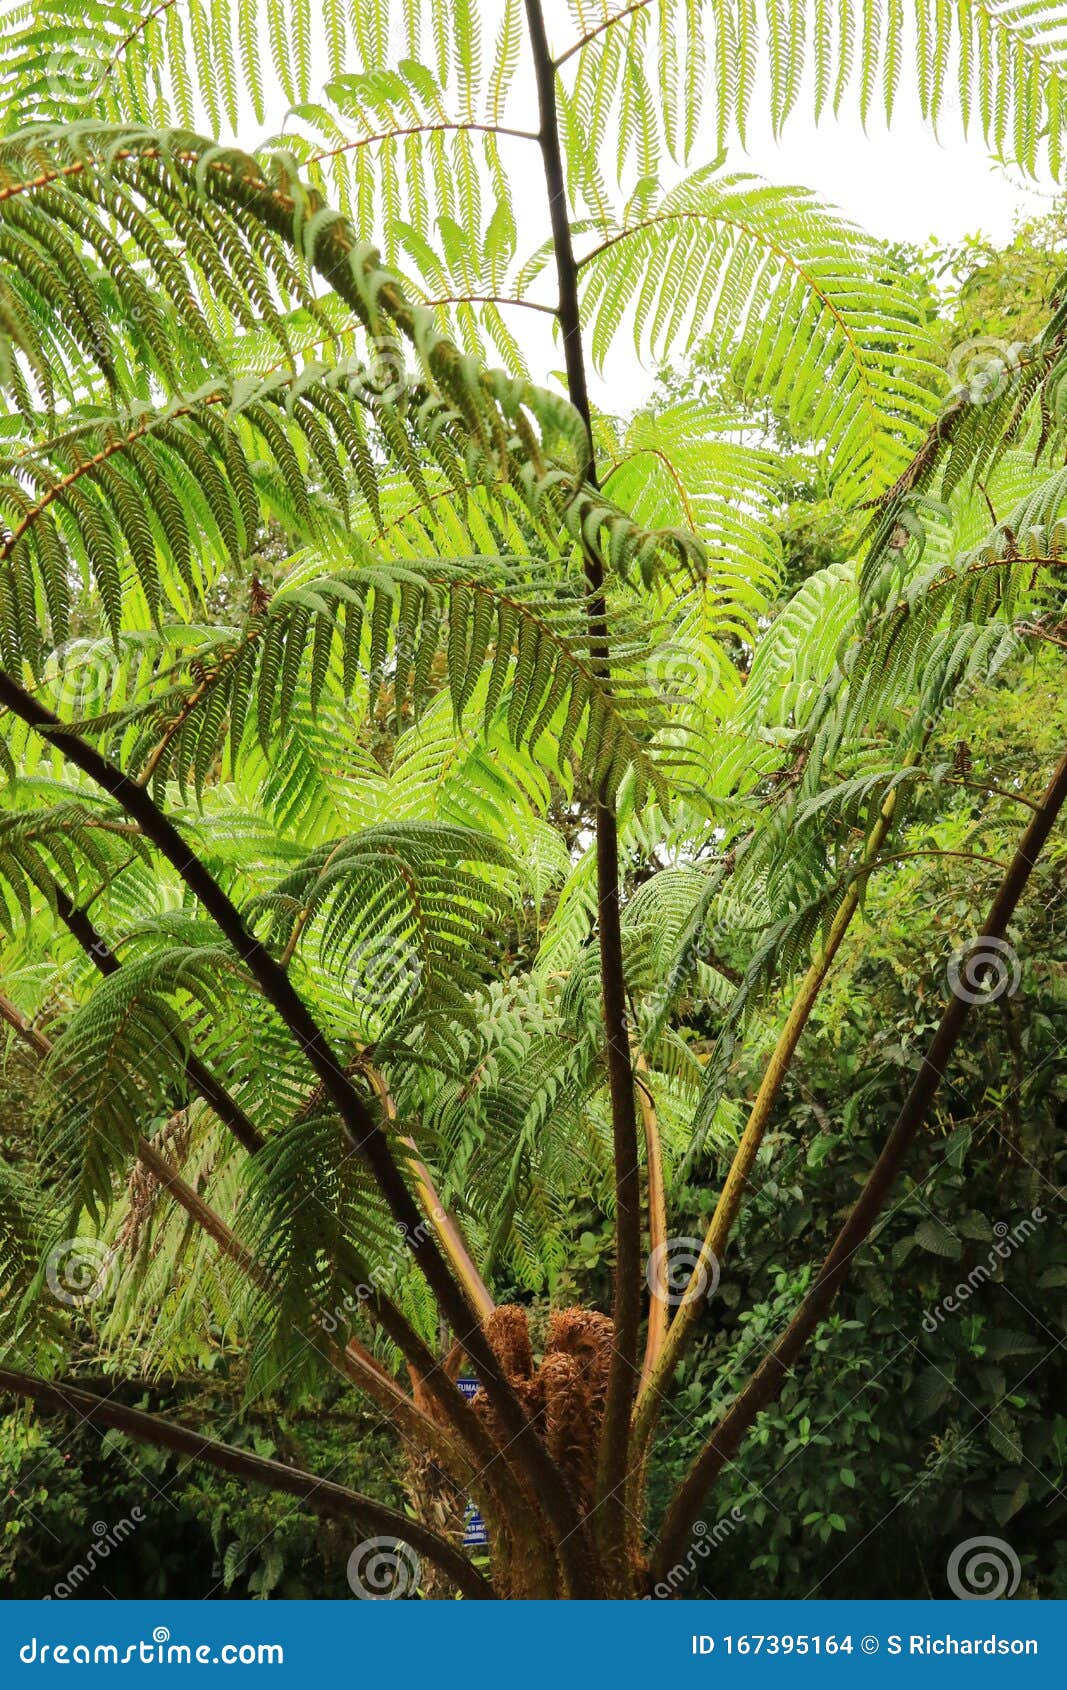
71,559,675,807
577,167,940,500
253,819,525,1039
44,944,254,1219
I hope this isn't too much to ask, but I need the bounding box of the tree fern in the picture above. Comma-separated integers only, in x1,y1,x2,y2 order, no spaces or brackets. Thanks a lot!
2,0,1066,1603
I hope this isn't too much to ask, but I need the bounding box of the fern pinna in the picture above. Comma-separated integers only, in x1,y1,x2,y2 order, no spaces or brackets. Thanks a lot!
0,0,1065,1599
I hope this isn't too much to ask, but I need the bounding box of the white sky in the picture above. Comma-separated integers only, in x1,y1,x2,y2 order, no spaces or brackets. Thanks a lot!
24,0,1054,415
591,96,1058,412
531,1,1058,253
591,94,1061,414
93,0,1052,415
537,8,1060,411
742,100,1057,249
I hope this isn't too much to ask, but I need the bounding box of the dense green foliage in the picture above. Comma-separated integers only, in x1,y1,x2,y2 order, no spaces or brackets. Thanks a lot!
653,653,1067,1598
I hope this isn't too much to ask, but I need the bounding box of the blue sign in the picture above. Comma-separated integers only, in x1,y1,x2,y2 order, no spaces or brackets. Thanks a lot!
462,1505,489,1549
456,1380,489,1546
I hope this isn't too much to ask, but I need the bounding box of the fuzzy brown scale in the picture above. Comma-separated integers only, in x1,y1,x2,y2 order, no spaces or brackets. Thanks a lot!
464,1306,625,1571
408,1305,632,1595
117,1109,193,1258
